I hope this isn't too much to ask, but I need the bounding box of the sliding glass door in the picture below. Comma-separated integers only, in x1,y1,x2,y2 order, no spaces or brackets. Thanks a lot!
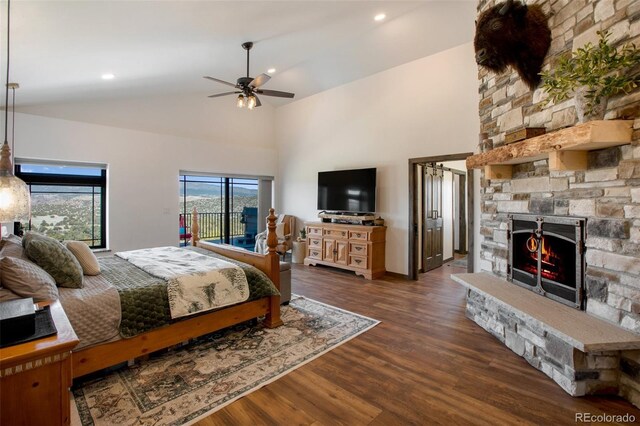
179,174,261,249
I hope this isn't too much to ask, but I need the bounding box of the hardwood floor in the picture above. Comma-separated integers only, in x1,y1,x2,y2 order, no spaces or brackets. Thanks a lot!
196,261,640,425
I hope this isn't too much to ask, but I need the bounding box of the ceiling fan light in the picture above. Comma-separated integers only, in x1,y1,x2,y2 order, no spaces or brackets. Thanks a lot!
247,95,256,110
236,95,245,108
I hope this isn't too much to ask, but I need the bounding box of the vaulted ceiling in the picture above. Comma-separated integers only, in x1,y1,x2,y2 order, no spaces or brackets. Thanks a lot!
9,1,476,138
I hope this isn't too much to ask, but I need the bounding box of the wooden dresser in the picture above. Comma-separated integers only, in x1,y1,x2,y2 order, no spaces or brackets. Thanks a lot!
304,222,386,279
0,300,79,426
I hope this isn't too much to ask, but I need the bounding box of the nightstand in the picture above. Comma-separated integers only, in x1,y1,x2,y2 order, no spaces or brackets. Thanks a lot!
0,300,79,426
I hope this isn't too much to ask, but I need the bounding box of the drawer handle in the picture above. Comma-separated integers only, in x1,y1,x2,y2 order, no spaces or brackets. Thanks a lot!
355,259,362,264
355,233,362,238
313,240,319,245
355,246,362,251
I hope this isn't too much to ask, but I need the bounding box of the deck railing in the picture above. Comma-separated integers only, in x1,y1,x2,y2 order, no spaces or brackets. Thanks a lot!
180,212,247,242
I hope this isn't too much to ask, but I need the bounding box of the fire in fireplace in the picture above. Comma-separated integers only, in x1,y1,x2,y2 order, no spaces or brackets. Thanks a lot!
508,214,586,309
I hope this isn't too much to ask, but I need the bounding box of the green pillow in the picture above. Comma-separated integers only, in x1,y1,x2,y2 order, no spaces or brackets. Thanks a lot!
23,232,84,288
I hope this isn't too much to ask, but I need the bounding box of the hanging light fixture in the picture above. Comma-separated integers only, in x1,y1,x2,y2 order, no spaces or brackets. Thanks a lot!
246,95,256,110
236,94,245,108
0,0,30,223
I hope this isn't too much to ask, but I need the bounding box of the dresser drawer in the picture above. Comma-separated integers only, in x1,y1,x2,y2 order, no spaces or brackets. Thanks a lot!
349,255,368,269
324,229,348,239
307,226,323,236
349,230,369,240
307,248,322,260
349,242,368,256
308,237,322,249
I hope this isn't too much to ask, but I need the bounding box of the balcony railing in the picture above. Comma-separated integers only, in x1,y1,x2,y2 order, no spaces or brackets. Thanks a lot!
180,212,251,244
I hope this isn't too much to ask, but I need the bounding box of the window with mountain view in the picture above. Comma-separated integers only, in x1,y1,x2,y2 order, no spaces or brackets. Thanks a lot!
179,175,259,249
15,163,107,248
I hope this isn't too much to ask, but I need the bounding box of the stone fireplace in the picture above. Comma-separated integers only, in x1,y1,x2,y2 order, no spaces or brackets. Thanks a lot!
461,0,640,410
508,214,586,310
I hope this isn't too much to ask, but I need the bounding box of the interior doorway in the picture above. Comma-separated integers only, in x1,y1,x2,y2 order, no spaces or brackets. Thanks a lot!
423,163,444,271
408,153,474,280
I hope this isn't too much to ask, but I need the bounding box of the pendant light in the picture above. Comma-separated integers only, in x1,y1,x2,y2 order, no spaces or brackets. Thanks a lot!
0,0,30,223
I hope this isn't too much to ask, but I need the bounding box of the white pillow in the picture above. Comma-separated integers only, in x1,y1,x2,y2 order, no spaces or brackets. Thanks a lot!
275,223,286,239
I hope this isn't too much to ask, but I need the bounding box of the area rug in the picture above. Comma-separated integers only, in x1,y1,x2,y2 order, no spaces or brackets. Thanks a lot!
72,295,379,426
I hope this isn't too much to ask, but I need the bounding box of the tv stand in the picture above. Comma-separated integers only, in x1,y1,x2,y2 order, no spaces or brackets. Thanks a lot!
304,222,386,279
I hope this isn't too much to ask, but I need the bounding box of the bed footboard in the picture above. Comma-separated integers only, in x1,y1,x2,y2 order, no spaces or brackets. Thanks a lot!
193,207,283,328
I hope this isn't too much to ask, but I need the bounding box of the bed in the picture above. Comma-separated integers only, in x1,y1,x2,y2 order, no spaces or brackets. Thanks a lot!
67,208,283,378
0,208,283,379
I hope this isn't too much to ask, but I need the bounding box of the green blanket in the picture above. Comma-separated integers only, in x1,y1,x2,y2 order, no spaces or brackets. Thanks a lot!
99,248,279,338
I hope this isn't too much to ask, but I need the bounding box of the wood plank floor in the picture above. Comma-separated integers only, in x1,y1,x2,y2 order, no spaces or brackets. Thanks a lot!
196,262,640,425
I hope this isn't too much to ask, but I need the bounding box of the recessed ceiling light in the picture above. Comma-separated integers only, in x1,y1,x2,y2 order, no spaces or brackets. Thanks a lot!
374,13,386,22
101,73,115,80
267,68,276,74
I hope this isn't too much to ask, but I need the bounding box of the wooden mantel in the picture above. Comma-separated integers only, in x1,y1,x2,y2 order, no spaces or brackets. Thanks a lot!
467,120,633,178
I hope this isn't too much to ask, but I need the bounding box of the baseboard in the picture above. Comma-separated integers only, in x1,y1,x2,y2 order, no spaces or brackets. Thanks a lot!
385,271,410,280
443,256,454,263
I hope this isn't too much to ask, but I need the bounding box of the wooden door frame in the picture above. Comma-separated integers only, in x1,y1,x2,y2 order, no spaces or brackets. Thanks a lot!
456,172,468,255
408,153,474,280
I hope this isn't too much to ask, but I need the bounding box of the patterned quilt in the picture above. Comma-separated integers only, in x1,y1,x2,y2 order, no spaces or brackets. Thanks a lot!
116,247,249,319
99,248,279,338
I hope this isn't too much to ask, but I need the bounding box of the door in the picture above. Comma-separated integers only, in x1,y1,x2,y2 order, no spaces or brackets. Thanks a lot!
323,238,348,264
179,175,259,248
423,164,444,271
323,239,336,263
335,240,348,265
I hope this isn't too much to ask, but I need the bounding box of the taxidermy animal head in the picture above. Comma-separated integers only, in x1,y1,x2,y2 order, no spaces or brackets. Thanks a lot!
474,0,551,90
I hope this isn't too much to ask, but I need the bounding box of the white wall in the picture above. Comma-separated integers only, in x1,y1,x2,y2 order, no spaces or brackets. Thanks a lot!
14,112,277,252
275,43,479,274
17,93,277,150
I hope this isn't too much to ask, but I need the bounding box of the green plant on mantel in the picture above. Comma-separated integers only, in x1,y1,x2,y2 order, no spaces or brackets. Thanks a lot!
540,30,640,122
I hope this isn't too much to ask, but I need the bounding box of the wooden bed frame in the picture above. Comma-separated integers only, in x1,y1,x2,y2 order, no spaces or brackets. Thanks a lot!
71,208,283,378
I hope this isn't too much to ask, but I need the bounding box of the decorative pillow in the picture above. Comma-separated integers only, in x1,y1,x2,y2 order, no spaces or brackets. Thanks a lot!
275,223,286,239
23,233,84,288
65,241,101,275
0,287,21,302
0,235,28,261
0,257,59,302
22,231,39,248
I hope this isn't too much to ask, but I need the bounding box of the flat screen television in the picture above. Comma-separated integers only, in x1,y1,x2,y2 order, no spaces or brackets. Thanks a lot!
317,168,376,213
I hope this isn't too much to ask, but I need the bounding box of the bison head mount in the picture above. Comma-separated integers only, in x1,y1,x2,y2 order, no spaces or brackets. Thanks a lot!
474,0,551,90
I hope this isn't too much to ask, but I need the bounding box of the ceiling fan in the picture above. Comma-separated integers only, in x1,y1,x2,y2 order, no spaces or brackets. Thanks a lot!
204,42,295,109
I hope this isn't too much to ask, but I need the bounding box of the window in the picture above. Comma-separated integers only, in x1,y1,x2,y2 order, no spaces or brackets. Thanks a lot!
15,162,107,248
179,174,264,249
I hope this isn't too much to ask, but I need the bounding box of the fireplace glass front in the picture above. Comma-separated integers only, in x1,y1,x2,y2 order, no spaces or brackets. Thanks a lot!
508,215,586,309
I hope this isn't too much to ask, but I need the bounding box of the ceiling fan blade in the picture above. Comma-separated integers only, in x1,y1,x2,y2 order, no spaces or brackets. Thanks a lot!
208,91,240,98
256,89,295,98
250,73,271,88
203,76,237,88
254,95,262,107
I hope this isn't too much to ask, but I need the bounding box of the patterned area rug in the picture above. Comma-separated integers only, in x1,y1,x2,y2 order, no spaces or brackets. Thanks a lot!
72,296,379,426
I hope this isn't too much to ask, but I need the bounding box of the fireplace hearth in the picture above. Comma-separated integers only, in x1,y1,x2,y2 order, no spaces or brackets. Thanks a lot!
508,214,586,309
